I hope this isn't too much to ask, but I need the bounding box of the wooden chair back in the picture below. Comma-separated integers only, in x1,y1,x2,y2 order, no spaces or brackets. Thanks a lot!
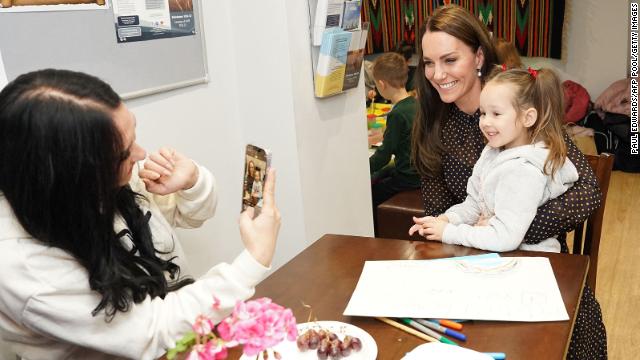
573,153,614,291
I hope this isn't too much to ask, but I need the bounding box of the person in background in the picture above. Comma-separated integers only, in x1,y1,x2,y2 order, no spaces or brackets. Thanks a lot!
494,37,523,69
410,67,579,253
0,69,281,360
251,168,263,206
410,5,606,358
366,43,416,104
244,160,256,200
369,52,420,230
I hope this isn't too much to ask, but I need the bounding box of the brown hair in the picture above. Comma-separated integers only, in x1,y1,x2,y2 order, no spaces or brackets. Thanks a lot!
486,67,568,176
372,52,409,89
411,5,497,177
494,38,523,69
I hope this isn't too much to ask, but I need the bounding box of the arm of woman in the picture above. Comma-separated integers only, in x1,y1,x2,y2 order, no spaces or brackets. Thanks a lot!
524,135,602,241
443,156,485,225
420,175,459,217
21,250,267,360
18,170,280,360
135,148,217,229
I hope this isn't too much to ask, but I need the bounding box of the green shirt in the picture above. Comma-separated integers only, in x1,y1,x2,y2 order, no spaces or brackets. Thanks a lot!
369,96,419,185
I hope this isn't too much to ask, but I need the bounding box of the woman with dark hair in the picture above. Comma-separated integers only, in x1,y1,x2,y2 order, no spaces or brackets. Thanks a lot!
410,5,606,359
0,69,280,359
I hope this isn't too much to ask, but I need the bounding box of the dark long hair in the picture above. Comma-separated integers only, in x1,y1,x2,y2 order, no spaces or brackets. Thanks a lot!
0,69,193,320
411,5,497,177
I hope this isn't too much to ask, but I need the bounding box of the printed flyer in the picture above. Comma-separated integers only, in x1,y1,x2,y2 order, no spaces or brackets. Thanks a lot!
112,0,195,43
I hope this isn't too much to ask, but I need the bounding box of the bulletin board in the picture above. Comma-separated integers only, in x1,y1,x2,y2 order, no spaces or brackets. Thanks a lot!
0,0,208,99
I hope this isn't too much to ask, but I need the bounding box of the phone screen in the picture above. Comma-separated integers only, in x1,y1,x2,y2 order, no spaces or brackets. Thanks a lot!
242,144,271,212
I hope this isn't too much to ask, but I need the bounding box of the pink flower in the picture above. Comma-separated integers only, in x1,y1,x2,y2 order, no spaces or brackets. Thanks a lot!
212,296,221,310
192,315,214,336
217,298,298,356
186,340,228,360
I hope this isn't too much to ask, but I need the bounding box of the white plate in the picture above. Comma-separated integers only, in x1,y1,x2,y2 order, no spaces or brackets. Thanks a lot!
239,321,377,360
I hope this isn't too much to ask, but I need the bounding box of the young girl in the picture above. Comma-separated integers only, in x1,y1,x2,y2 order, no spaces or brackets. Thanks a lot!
410,67,579,252
251,168,264,205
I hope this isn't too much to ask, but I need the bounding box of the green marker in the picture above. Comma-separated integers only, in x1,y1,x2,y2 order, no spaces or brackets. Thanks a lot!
400,318,458,346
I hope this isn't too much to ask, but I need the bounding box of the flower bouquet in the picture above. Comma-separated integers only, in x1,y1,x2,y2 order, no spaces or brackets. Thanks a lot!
167,297,298,360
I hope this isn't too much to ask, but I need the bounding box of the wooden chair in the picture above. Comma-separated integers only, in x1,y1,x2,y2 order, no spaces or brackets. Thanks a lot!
572,153,614,292
376,189,425,241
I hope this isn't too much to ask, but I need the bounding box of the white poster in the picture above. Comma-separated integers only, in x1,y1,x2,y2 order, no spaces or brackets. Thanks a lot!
112,0,195,43
344,257,569,322
0,48,7,90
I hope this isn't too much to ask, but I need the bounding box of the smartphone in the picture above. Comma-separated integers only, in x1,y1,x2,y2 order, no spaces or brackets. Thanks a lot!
242,144,272,212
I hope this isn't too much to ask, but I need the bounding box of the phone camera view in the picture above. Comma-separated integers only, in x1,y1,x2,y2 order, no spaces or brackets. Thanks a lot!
242,145,270,211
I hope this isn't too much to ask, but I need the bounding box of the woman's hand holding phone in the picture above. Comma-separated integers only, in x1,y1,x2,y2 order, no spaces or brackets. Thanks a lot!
239,168,280,267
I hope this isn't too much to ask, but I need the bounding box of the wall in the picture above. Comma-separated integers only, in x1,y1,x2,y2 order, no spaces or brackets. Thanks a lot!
523,0,628,99
128,0,373,277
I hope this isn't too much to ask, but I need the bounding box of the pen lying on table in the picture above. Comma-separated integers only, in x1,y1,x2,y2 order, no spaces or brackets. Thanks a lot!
375,317,438,343
414,318,467,341
400,318,458,345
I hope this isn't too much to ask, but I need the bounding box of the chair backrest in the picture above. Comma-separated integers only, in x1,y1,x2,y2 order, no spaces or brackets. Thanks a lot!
572,153,614,291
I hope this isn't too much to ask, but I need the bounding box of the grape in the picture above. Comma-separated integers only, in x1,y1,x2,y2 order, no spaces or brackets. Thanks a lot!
317,338,330,359
350,337,362,351
308,330,320,350
296,331,310,351
328,340,342,359
339,339,352,357
298,326,363,359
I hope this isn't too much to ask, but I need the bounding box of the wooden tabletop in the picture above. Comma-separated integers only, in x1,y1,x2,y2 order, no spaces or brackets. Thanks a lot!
227,234,588,359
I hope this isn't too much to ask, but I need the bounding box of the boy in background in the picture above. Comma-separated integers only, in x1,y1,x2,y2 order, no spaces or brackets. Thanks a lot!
369,52,420,230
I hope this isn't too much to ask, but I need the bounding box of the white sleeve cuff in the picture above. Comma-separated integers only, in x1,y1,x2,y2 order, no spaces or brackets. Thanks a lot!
444,212,463,225
442,223,459,245
226,250,271,289
178,163,212,201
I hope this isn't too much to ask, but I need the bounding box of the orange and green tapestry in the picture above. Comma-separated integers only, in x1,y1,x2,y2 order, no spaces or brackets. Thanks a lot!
362,0,565,59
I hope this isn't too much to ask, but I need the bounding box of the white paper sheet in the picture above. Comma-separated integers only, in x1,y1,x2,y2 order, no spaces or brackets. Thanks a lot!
0,48,7,90
343,257,569,322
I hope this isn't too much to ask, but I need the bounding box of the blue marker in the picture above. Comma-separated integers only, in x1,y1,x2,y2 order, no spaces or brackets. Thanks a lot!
414,318,467,341
483,353,506,360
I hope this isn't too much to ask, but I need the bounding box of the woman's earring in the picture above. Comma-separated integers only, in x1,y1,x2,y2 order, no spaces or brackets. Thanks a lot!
477,68,482,77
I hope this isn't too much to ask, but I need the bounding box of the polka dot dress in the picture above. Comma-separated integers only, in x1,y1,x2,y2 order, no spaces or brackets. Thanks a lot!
420,104,607,359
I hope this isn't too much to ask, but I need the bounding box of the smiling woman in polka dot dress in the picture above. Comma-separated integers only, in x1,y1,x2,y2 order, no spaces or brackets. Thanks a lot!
409,5,607,359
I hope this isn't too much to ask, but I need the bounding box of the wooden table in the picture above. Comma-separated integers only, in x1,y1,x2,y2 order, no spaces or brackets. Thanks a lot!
228,234,588,359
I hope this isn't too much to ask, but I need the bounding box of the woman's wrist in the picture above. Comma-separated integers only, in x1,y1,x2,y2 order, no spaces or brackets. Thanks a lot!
183,162,199,190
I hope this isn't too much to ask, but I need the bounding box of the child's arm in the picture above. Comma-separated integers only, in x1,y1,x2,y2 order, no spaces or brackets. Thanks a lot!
525,134,601,241
439,164,547,252
369,112,401,174
443,163,483,225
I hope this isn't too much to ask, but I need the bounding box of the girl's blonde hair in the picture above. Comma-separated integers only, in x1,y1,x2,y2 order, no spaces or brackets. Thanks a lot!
486,67,567,176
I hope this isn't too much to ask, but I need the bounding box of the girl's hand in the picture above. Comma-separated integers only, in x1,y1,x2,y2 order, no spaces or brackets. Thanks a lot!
239,169,280,267
408,216,447,241
408,216,436,236
139,147,198,195
422,218,447,241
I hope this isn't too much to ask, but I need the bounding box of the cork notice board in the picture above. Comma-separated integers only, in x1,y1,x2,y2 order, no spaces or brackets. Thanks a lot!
0,0,207,99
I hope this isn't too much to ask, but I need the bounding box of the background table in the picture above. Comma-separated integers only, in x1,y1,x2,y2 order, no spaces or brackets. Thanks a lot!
228,234,588,359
